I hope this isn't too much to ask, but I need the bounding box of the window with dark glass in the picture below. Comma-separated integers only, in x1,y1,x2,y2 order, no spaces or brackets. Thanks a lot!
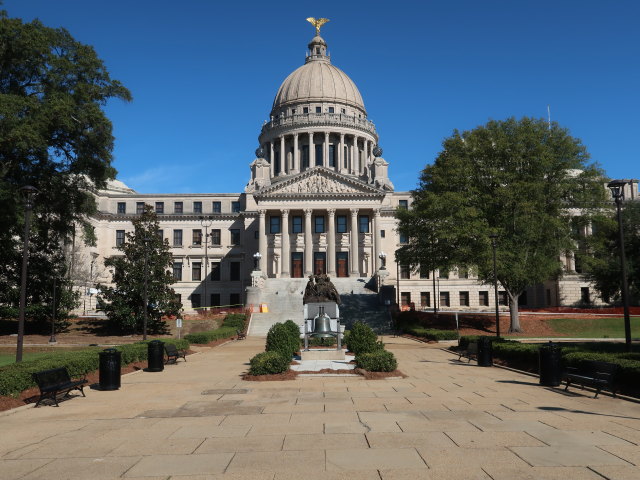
158,229,163,241
358,215,369,233
191,294,201,308
336,215,347,233
270,216,281,234
399,232,409,244
499,290,508,306
328,144,335,167
212,201,221,213
230,228,240,245
401,292,411,306
136,202,144,214
117,202,126,214
230,293,241,305
400,265,410,279
116,230,125,247
211,293,221,307
172,262,182,281
314,216,325,233
303,107,309,114
479,291,489,306
173,229,183,246
193,201,202,214
292,216,303,233
381,229,385,238
315,144,323,165
211,261,221,281
581,287,590,304
459,291,470,306
328,107,334,113
211,229,221,245
174,202,183,214
421,292,430,307
399,199,409,210
419,265,430,279
230,262,240,281
192,229,202,246
155,202,164,214
192,262,201,281
231,201,241,213
440,291,450,307
315,106,321,113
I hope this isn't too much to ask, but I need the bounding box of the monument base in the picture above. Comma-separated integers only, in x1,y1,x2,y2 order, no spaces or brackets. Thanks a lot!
300,349,346,361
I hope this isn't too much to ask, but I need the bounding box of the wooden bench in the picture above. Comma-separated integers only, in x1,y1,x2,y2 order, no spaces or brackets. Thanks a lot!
164,344,187,364
236,329,246,340
33,367,88,407
458,341,478,363
564,361,618,398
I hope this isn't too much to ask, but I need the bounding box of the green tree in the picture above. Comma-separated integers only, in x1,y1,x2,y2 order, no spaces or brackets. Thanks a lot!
397,117,605,332
579,201,640,305
97,207,181,335
0,10,131,320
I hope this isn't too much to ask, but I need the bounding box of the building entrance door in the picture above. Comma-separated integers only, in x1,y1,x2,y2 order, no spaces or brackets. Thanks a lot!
291,253,303,278
313,252,326,275
336,252,349,277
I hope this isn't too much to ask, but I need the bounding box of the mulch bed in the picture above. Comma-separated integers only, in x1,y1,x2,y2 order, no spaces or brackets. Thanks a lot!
242,368,406,381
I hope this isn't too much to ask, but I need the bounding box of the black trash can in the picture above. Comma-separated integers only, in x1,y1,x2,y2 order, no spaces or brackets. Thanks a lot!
477,336,493,367
539,342,563,386
99,348,121,390
147,340,165,372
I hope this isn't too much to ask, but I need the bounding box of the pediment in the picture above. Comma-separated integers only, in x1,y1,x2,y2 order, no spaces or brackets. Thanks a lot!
254,167,384,199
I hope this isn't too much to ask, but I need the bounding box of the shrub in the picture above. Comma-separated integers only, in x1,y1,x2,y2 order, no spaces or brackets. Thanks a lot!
248,351,290,375
184,326,237,344
223,313,246,330
283,320,302,342
563,352,640,389
346,321,382,355
304,337,336,347
406,327,458,341
266,323,298,359
356,350,398,372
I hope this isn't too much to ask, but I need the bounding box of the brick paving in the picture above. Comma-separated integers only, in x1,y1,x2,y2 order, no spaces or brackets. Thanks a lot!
0,336,639,479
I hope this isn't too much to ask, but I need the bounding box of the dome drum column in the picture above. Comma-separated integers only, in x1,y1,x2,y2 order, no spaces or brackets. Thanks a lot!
279,136,286,176
309,132,315,168
339,133,346,174
293,134,300,174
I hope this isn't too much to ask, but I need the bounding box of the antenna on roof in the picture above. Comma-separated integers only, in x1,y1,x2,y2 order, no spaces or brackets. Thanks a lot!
547,105,551,130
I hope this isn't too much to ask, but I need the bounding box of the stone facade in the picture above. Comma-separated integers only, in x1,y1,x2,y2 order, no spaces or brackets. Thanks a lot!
77,30,639,314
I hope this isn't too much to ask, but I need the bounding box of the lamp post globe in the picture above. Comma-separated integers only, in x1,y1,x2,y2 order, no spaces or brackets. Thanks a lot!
253,252,262,271
199,216,213,312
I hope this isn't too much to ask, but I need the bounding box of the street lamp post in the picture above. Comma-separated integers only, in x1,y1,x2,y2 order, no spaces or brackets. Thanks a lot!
49,275,57,344
142,235,149,340
253,252,262,271
200,216,213,312
608,180,632,351
16,186,38,362
489,234,500,338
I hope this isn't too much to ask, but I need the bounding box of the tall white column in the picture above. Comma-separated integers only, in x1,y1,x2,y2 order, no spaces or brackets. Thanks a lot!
293,133,299,174
309,132,315,167
373,209,382,269
324,131,329,168
281,209,290,277
258,210,267,274
304,209,313,275
279,135,286,176
350,137,356,175
350,208,359,276
269,142,274,177
327,208,336,276
339,133,345,173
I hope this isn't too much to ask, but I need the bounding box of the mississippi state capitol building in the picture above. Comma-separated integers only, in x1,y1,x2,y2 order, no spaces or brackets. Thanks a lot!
80,29,639,316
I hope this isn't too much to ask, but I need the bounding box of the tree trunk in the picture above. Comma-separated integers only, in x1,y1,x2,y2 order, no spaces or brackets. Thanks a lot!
508,293,523,333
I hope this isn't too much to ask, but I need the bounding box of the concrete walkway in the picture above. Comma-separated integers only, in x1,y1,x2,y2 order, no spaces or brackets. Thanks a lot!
1,336,640,479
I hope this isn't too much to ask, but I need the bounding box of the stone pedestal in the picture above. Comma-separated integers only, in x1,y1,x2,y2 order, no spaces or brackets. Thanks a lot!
300,349,346,361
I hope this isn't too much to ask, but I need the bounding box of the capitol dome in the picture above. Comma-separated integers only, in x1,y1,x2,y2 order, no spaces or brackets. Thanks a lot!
271,35,366,115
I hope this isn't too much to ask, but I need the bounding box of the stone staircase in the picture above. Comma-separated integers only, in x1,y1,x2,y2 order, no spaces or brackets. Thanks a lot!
248,276,390,337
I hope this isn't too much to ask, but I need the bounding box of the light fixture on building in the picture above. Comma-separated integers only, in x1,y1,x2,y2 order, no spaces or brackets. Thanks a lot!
253,252,262,271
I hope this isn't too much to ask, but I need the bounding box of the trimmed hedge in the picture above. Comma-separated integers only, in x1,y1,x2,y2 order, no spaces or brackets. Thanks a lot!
406,327,458,341
248,351,290,375
266,322,299,359
184,326,237,344
563,352,640,389
346,321,382,355
0,338,189,397
223,313,247,330
356,350,398,372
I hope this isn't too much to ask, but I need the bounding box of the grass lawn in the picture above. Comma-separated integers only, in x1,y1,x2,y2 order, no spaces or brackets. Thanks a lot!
547,317,640,338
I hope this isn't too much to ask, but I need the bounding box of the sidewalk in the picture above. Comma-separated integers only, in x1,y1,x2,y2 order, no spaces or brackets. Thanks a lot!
0,336,639,479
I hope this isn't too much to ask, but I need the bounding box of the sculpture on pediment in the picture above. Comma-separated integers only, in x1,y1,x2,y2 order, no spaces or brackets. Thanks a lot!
277,174,356,194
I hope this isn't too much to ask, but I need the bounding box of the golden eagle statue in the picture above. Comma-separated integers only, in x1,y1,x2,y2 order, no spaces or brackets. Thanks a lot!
306,17,330,36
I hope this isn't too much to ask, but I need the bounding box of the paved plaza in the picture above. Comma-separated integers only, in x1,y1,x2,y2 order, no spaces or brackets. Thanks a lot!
1,336,640,479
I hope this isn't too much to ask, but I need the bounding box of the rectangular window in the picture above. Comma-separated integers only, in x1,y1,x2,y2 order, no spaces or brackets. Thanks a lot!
212,201,221,213
174,202,183,214
158,229,164,241
581,287,590,304
399,200,409,210
381,229,385,238
419,265,430,279
401,292,411,306
400,265,410,279
499,291,508,306
193,201,202,214
230,228,241,245
336,215,347,233
191,294,201,309
230,292,241,305
292,216,303,233
358,215,369,233
459,291,470,306
440,291,450,307
230,262,240,281
192,262,202,281
172,262,182,281
421,292,430,307
231,201,241,213
173,229,183,247
116,230,125,247
479,291,489,306
211,261,221,281
314,216,325,233
399,232,409,244
136,202,145,214
458,267,469,279
192,229,202,246
270,216,281,234
328,106,334,113
303,107,309,114
315,106,321,113
211,293,221,307
211,229,221,245
117,202,126,214
155,202,164,214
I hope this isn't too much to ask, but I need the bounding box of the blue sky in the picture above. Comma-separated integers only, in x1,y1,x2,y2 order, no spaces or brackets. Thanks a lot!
6,0,639,193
